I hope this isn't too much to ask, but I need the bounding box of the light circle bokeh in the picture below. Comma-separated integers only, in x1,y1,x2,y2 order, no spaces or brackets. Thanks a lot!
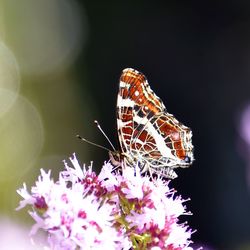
0,42,20,117
239,104,250,145
0,92,44,181
4,0,87,75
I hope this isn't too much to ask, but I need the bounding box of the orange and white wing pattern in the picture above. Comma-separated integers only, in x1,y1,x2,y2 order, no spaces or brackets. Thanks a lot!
116,68,194,179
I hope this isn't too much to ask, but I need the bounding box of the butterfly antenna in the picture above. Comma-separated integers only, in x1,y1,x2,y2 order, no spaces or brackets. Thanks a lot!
76,135,111,152
94,120,116,151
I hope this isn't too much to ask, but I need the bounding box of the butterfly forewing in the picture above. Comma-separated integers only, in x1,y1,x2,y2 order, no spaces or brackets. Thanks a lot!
116,68,194,178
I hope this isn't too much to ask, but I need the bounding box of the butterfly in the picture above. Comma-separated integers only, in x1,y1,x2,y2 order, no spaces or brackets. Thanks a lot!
109,68,194,179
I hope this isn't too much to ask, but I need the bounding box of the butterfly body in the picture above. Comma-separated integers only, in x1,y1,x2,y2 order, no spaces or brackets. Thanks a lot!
115,68,194,179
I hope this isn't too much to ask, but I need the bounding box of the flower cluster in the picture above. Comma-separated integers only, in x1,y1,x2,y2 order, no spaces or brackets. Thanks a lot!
17,154,194,250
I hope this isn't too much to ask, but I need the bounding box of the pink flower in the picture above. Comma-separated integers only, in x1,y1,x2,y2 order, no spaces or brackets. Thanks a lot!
17,153,195,250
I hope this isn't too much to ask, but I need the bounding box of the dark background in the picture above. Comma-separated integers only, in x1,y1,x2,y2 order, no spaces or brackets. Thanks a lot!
76,1,250,249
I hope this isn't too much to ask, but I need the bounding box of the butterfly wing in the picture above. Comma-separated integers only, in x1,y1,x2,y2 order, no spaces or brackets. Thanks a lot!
117,68,193,177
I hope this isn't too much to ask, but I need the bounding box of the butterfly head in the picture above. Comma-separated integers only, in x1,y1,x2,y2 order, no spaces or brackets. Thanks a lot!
108,150,137,168
108,150,122,167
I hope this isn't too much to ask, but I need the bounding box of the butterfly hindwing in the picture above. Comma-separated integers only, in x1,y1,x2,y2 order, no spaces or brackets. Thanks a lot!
116,68,194,178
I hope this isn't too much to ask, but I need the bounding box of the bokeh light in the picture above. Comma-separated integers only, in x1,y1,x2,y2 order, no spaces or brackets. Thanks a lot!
0,216,45,250
0,0,92,225
238,103,250,189
2,0,87,75
0,93,44,181
0,42,20,116
239,104,250,146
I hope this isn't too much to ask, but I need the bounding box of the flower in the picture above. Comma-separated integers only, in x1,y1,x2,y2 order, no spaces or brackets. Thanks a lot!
17,153,195,250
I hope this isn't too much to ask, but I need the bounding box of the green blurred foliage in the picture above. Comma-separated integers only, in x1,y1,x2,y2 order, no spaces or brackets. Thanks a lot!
0,0,94,222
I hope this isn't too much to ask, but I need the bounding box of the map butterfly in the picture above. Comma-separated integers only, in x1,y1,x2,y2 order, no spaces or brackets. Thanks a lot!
110,68,194,179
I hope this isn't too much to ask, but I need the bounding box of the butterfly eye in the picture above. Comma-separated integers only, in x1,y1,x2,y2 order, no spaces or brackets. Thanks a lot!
184,156,191,163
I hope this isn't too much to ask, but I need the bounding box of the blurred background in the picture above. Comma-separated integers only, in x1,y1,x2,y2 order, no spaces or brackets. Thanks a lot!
0,0,250,249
